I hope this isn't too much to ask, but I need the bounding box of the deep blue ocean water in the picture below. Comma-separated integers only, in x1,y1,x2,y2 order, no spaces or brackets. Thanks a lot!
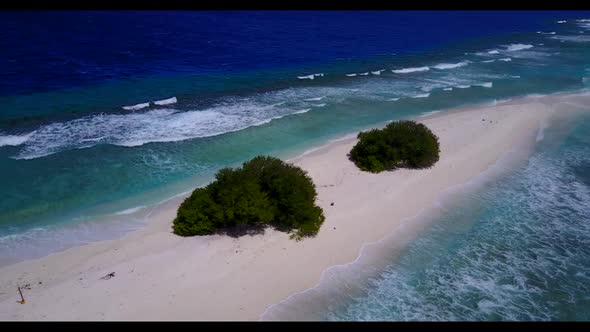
1,11,590,320
1,11,583,97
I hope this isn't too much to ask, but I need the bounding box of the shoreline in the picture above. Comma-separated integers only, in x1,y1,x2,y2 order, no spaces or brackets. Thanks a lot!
0,92,587,320
0,94,500,268
260,124,541,320
1,90,579,269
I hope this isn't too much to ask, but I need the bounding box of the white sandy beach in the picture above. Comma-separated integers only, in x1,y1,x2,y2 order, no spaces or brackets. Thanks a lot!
1,92,587,321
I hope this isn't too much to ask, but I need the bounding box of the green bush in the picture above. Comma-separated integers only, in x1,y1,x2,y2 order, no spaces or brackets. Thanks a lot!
173,156,325,240
349,120,440,173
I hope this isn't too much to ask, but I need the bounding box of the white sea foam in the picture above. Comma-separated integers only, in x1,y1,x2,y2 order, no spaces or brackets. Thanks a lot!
9,100,313,160
311,103,327,107
153,96,177,106
313,73,325,77
291,108,311,115
536,117,549,142
303,96,325,101
443,87,453,91
418,110,442,117
505,43,534,51
269,101,286,107
359,72,369,76
488,50,500,54
80,136,107,142
412,93,430,99
122,102,150,111
498,58,512,62
392,66,430,74
414,77,455,91
345,73,357,77
557,20,567,23
114,206,147,215
482,60,496,63
433,61,469,70
371,69,385,75
502,49,543,60
415,75,489,93
297,74,315,80
0,132,34,147
551,35,590,43
455,85,471,89
492,98,513,105
387,98,400,102
536,31,556,35
475,82,493,88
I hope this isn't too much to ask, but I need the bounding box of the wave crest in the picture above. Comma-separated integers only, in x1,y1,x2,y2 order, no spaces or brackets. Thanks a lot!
392,66,430,74
433,61,469,70
122,102,150,111
505,44,533,51
153,96,177,106
0,132,34,147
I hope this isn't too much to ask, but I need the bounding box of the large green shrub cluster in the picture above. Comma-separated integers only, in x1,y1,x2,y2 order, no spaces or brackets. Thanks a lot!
349,120,440,173
173,156,325,240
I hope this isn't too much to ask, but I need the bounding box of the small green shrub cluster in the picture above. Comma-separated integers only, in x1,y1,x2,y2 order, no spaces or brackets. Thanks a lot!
349,120,440,173
173,156,325,240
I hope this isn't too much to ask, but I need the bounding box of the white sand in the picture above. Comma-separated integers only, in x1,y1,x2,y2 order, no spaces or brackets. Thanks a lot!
0,93,585,321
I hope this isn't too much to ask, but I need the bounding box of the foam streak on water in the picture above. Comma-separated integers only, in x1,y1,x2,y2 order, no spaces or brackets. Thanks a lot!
505,43,534,51
392,66,430,74
433,61,469,70
153,96,177,105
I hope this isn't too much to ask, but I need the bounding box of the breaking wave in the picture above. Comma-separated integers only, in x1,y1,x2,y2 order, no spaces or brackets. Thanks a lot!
122,102,150,111
392,66,430,74
433,61,469,70
8,101,314,160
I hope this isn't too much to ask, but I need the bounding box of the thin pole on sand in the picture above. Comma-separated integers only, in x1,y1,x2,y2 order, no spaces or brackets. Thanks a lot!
17,286,25,304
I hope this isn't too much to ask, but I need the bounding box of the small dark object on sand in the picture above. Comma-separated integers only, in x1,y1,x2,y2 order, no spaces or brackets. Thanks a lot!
330,202,334,206
100,272,116,280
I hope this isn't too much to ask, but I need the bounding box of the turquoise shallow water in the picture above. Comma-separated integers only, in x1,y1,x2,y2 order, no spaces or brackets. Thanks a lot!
1,15,590,269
